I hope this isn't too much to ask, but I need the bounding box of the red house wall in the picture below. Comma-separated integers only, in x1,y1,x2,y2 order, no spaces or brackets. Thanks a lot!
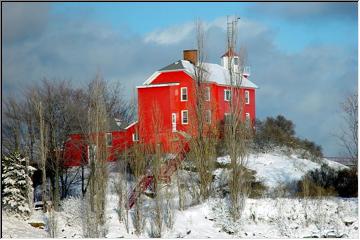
63,134,87,167
63,123,138,167
63,68,256,167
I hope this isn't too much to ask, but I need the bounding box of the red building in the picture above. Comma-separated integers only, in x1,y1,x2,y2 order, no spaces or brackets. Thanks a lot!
63,49,258,167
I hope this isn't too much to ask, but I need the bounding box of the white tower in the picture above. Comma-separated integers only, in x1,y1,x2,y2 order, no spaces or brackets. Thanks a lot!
221,49,240,73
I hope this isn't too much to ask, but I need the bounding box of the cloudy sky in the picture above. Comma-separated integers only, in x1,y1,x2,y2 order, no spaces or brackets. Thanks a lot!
2,2,358,156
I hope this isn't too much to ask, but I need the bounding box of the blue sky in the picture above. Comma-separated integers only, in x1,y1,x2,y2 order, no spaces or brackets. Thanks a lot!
51,2,357,53
3,2,358,156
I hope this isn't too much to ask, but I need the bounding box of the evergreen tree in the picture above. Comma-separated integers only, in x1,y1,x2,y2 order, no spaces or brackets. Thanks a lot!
2,152,35,219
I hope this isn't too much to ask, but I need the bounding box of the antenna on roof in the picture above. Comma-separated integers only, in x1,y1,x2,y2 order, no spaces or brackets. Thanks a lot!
226,15,240,54
226,15,241,85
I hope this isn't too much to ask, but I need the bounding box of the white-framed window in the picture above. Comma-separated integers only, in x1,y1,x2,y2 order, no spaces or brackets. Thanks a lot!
205,87,210,101
245,90,250,104
181,87,188,101
233,57,239,65
132,132,139,142
106,133,112,146
245,113,251,127
205,110,211,124
224,89,231,101
181,110,188,125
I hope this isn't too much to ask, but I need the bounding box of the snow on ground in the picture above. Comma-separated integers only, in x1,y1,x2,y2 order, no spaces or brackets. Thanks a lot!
209,197,358,238
323,157,349,170
2,152,356,238
2,211,48,238
218,152,348,190
163,202,230,238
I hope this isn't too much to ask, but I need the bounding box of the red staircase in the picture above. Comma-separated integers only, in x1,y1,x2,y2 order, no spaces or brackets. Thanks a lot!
127,175,154,209
127,148,187,209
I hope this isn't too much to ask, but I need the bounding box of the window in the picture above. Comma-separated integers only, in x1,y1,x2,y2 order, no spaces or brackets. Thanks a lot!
181,110,188,125
245,113,251,127
205,110,211,124
106,133,112,146
245,90,250,104
224,89,231,101
132,132,139,142
181,87,188,101
205,87,210,101
233,57,239,65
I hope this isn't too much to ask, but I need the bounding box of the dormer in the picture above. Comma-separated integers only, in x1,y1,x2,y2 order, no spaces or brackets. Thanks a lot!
221,48,240,73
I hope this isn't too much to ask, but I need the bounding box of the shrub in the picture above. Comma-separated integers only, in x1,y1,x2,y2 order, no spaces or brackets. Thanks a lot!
335,168,358,197
297,175,337,198
249,181,267,198
296,138,323,159
254,115,295,148
215,166,267,198
297,164,357,198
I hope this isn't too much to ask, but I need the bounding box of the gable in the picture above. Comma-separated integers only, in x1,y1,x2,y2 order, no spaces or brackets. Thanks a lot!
147,71,193,85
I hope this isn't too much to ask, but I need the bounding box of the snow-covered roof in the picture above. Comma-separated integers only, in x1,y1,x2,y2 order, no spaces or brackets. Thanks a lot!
144,60,258,89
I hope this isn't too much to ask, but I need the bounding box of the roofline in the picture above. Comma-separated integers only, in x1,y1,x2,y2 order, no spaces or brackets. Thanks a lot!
137,83,180,89
142,68,194,85
215,82,259,89
124,121,138,130
143,71,160,85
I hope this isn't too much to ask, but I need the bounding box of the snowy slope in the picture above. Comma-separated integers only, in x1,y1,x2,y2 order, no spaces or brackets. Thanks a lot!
2,152,355,238
2,211,48,238
218,152,348,189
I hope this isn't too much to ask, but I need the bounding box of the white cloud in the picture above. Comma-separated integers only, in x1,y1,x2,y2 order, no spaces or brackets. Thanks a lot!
144,16,268,46
144,23,195,45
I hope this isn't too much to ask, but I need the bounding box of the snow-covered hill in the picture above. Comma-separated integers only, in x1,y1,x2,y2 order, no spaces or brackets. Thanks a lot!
2,151,357,238
218,152,347,190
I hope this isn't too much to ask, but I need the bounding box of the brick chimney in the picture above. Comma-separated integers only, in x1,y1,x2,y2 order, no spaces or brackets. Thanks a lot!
183,49,198,65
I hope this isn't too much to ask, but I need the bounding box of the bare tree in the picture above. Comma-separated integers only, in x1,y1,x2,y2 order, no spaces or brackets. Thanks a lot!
223,16,252,221
82,75,109,238
129,143,148,236
2,96,24,154
187,20,219,202
115,147,130,233
33,97,49,212
176,165,186,210
338,92,358,168
150,102,164,237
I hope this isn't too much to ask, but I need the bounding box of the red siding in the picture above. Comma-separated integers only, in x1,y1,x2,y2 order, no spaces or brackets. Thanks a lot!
64,68,257,167
63,134,87,167
63,123,138,167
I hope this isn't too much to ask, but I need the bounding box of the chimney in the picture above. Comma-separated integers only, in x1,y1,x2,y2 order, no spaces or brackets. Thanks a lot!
183,49,198,65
